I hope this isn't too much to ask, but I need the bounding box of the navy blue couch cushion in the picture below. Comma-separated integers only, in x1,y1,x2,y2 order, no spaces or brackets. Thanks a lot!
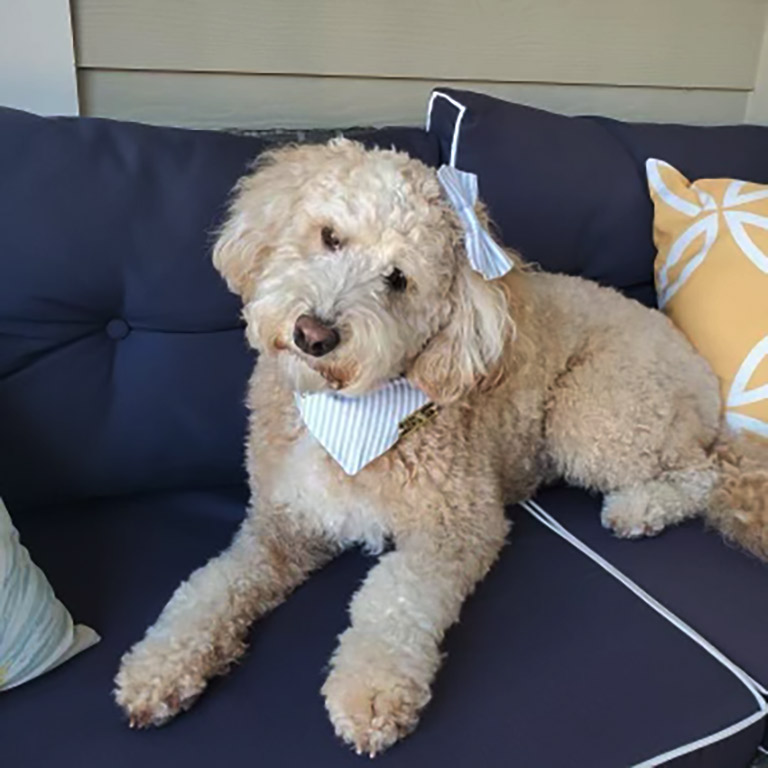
528,486,768,695
3,491,764,768
0,109,438,507
426,88,768,307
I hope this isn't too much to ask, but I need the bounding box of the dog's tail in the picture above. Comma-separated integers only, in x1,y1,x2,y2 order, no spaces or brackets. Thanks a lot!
705,431,768,560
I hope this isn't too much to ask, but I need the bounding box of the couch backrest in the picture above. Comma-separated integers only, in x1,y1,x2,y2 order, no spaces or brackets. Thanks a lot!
0,109,438,507
427,88,768,307
4,95,767,506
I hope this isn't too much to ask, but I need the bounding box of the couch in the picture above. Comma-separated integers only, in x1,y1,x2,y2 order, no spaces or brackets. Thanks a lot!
2,88,768,768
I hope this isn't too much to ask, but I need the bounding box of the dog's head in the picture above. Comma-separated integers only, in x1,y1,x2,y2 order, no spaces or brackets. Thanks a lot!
213,138,516,403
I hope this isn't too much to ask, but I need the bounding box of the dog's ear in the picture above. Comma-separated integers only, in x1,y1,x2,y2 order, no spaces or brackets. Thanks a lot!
212,161,285,299
411,259,512,404
212,212,267,298
212,145,305,298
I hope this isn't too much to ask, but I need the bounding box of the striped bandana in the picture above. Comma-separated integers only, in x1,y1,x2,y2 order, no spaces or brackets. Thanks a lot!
437,165,514,279
296,378,430,475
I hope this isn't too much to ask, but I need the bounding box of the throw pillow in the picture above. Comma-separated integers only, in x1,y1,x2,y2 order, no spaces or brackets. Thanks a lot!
0,498,99,690
647,158,768,439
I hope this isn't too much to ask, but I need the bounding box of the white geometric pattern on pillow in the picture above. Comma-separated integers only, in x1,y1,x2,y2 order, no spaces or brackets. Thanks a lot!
726,336,768,439
0,498,99,690
647,159,768,442
647,160,768,306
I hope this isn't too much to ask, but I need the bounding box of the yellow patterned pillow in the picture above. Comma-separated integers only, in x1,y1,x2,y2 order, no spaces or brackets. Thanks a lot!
647,159,768,440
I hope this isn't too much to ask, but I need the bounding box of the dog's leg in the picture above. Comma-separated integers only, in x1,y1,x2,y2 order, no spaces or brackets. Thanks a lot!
601,466,718,538
115,507,337,728
544,349,721,540
322,513,509,756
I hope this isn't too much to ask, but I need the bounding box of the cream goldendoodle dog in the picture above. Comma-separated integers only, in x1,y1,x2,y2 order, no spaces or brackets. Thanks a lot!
115,139,768,755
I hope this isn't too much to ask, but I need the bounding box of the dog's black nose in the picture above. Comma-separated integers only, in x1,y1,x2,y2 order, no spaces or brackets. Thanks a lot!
293,314,340,357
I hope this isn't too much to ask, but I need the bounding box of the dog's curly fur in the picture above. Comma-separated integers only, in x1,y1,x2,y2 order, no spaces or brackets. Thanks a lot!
115,139,768,755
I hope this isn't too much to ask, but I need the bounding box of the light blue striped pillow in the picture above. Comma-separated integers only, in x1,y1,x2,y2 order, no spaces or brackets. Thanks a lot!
0,498,99,690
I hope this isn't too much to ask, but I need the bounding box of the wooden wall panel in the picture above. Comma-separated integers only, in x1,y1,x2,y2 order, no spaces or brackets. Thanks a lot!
73,0,766,89
73,0,768,128
79,70,750,129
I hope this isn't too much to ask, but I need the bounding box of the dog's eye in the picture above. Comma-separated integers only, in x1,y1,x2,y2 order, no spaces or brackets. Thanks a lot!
385,268,408,293
321,226,342,251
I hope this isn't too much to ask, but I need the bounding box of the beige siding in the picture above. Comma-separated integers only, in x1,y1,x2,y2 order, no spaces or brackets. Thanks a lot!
79,70,751,130
72,0,768,128
73,0,766,88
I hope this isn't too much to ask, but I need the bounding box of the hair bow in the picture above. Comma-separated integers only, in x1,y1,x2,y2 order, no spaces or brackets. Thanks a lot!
437,165,514,280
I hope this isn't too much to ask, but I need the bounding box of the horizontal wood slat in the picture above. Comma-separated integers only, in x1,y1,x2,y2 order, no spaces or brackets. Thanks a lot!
73,0,767,89
79,70,751,129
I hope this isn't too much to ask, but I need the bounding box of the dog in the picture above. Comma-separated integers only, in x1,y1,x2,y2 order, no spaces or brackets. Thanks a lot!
115,138,768,756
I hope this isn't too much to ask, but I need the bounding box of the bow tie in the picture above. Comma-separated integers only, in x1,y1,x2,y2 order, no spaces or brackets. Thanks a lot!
437,165,514,279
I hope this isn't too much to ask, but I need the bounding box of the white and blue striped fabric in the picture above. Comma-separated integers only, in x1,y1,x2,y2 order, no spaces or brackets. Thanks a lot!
296,378,430,475
0,498,99,691
437,165,514,280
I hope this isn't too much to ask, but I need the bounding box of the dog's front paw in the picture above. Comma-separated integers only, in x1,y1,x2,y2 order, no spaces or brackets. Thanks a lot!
322,664,430,757
114,638,209,728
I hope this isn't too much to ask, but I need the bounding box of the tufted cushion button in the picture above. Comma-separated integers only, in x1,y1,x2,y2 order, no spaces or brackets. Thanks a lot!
105,318,130,340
